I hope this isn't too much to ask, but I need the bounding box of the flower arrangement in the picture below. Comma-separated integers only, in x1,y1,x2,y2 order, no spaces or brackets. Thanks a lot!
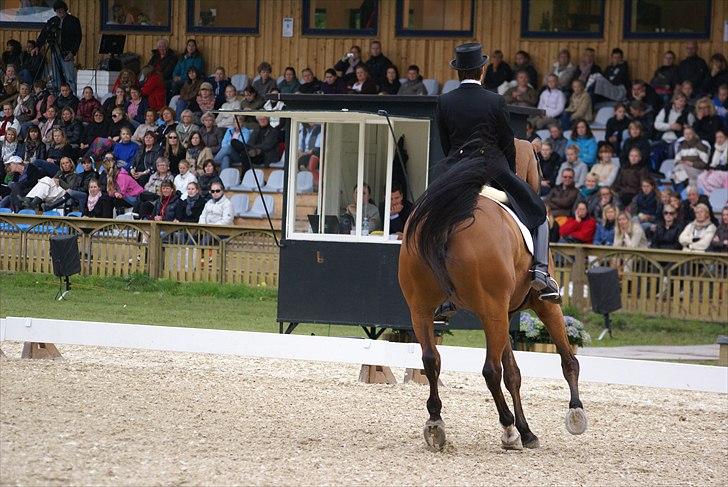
516,313,591,347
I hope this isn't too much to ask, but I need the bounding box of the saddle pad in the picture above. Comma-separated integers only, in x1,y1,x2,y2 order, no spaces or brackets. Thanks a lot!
479,185,534,255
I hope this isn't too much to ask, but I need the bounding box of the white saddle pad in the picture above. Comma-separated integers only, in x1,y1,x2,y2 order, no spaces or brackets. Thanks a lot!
479,186,534,255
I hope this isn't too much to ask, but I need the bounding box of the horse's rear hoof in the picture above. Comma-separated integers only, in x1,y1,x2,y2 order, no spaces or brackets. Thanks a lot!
423,419,446,452
565,407,587,435
522,436,540,449
501,424,523,450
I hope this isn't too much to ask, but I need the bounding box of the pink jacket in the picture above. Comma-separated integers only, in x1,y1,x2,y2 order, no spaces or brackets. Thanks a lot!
114,168,143,197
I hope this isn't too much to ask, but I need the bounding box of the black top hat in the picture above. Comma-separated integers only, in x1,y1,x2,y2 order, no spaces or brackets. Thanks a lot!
449,42,488,70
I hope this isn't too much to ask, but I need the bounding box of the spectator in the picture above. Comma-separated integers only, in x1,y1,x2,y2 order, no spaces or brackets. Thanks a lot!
379,183,412,237
620,120,651,167
214,116,249,170
76,86,102,124
102,86,128,119
108,107,133,142
589,143,619,187
588,48,629,102
81,178,112,218
704,54,728,96
546,48,576,90
532,74,565,128
45,128,74,165
545,122,568,159
707,207,728,252
345,183,382,232
651,51,680,103
629,177,659,232
503,70,537,107
137,156,174,215
672,126,710,189
112,68,138,96
524,120,537,142
614,210,648,248
679,185,715,227
197,159,219,192
31,80,56,125
556,145,588,187
147,179,180,222
176,67,203,116
651,203,683,250
175,109,199,148
364,40,394,89
561,79,593,130
105,157,143,213
164,132,186,175
678,80,698,106
126,86,148,127
216,85,241,130
207,66,230,108
243,116,279,169
112,127,139,171
628,79,662,114
321,68,346,94
0,65,19,106
278,66,301,94
398,65,427,96
567,119,597,167
80,109,111,156
298,68,322,94
38,106,60,146
199,180,233,225
13,83,35,135
350,65,377,94
677,41,708,89
580,173,600,209
483,50,513,92
18,40,43,85
59,106,82,150
171,39,204,97
545,204,561,242
55,82,79,112
590,186,621,223
697,128,728,195
241,85,264,111
36,1,81,92
614,147,651,206
132,109,158,143
693,96,723,144
252,62,276,98
156,106,178,141
0,157,35,210
654,92,694,145
679,203,717,251
21,126,45,163
19,155,73,210
139,65,166,113
2,39,21,69
574,47,601,85
546,167,580,220
559,201,596,243
131,130,161,187
1,127,23,165
605,102,630,150
334,45,363,88
173,160,197,200
513,50,538,89
627,100,655,139
379,66,401,95
199,112,225,156
0,103,20,142
174,181,206,222
195,82,216,114
593,204,617,245
538,140,561,196
146,39,177,94
185,131,213,173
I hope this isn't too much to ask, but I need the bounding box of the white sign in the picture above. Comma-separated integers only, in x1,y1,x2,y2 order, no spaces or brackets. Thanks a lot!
282,17,294,38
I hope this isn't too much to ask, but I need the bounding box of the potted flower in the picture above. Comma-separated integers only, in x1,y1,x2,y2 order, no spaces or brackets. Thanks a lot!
514,313,590,353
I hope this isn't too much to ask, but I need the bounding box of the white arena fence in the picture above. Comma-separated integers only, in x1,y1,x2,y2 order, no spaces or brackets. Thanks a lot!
1,317,725,394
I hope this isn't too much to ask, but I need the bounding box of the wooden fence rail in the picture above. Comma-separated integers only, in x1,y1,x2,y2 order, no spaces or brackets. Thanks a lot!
1,215,726,322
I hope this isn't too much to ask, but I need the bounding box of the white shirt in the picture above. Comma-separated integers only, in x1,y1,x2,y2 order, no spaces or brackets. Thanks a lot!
460,79,481,86
199,196,233,225
538,88,566,119
173,171,198,200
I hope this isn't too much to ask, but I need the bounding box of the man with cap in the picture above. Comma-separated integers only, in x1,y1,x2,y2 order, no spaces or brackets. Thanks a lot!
0,156,43,210
437,42,560,302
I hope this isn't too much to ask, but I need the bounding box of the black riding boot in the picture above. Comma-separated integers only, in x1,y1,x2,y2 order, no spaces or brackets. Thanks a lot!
23,197,43,212
42,193,71,211
531,220,562,303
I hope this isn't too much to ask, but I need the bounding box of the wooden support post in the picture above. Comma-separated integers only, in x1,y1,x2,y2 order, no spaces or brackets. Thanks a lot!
405,335,443,385
718,336,728,366
21,342,62,360
572,246,588,311
358,364,397,384
147,221,160,278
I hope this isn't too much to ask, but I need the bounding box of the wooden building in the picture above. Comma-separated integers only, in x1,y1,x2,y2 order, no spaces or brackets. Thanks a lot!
1,0,726,88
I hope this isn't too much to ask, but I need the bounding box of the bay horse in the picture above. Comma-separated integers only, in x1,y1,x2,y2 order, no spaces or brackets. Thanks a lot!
398,139,587,451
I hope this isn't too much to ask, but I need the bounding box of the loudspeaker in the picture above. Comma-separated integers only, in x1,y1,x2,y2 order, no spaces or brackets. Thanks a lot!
586,267,621,314
49,235,81,278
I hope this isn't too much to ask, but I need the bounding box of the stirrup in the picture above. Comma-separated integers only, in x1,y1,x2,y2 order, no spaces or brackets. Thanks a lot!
434,302,457,321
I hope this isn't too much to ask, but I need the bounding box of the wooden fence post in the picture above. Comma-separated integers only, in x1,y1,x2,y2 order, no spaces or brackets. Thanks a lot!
572,246,588,312
147,222,160,278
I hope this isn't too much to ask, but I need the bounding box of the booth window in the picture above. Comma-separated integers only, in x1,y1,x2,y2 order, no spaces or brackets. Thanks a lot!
395,0,474,37
520,0,604,38
623,0,711,39
101,0,171,32
302,0,378,36
187,0,260,34
0,0,54,28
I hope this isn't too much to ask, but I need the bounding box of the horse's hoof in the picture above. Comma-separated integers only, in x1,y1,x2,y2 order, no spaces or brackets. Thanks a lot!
501,424,523,450
423,419,446,452
565,407,587,435
522,435,540,449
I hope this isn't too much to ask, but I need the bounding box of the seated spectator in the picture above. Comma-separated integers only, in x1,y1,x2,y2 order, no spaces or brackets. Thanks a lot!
243,116,280,169
568,119,597,167
713,84,728,124
693,96,723,144
59,107,82,151
2,39,21,69
321,68,346,95
45,128,74,165
164,132,187,175
125,86,148,128
650,203,683,250
131,130,161,187
18,40,43,85
513,50,538,89
137,156,174,217
176,109,200,147
185,131,213,173
199,112,225,156
206,66,230,108
13,83,35,134
156,106,178,141
76,86,102,124
0,103,20,142
546,48,575,90
252,62,276,98
171,39,204,97
103,86,129,119
574,47,602,84
176,67,203,117
697,128,728,195
629,177,659,231
39,106,60,146
112,127,139,171
0,65,19,106
148,180,180,222
199,180,233,225
112,68,138,96
707,206,728,252
173,160,197,201
55,83,79,112
278,67,301,94
627,100,655,139
651,51,679,104
379,66,400,95
556,145,588,188
580,173,600,209
80,109,110,156
298,68,323,94
605,102,630,151
483,50,512,92
532,74,565,128
503,70,537,107
590,143,619,187
628,79,662,114
0,157,35,210
614,210,648,248
677,80,698,106
364,40,394,89
349,65,377,94
139,65,166,113
620,120,651,167
49,154,99,212
22,156,77,211
593,204,617,245
81,178,112,218
334,46,363,88
174,181,206,222
590,186,621,223
615,147,651,206
524,121,537,142
703,54,728,96
561,79,593,130
679,203,717,251
677,41,708,89
545,123,568,159
546,167,580,221
345,183,382,232
109,108,134,143
214,116,249,170
1,127,23,165
132,109,158,144
145,39,177,97
545,204,561,242
379,183,412,238
20,126,43,163
194,81,215,116
654,92,694,146
679,185,716,227
104,157,143,212
216,85,241,129
198,159,219,191
588,48,629,102
672,126,710,189
559,201,596,243
31,81,55,126
398,65,427,96
538,140,561,196
240,85,264,120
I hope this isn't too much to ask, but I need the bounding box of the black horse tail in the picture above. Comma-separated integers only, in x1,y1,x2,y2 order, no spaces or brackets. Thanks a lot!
405,154,501,298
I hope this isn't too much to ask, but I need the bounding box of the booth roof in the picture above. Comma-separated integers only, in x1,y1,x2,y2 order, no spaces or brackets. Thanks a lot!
210,109,430,123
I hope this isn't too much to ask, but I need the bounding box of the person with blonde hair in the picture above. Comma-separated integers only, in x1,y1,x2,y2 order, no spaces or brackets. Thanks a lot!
614,210,648,248
679,203,717,251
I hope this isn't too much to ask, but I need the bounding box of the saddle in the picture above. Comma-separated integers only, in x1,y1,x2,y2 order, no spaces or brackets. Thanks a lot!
479,185,534,255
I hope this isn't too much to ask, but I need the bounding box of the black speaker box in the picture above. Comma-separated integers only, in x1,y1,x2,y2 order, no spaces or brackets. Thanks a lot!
50,235,81,278
586,266,622,314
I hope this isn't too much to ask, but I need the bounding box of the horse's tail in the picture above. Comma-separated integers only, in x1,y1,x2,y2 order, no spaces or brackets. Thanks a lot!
405,154,501,298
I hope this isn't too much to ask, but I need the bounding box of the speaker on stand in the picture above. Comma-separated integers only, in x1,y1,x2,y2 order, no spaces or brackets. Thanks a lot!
586,266,622,340
49,234,81,300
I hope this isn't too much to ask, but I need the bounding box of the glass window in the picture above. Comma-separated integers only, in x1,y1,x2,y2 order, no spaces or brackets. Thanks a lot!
395,0,474,37
101,0,171,32
0,0,54,27
521,0,605,38
624,0,711,39
187,0,259,34
302,0,378,36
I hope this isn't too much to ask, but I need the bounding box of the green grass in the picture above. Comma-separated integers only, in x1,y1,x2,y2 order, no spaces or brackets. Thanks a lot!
1,273,725,349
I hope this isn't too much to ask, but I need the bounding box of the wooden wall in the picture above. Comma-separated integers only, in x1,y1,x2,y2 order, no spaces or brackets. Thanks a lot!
1,0,726,86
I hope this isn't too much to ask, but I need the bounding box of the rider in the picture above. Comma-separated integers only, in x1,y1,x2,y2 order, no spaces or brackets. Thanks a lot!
436,42,561,304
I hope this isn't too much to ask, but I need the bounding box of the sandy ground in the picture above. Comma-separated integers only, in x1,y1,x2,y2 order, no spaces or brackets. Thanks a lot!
0,342,726,487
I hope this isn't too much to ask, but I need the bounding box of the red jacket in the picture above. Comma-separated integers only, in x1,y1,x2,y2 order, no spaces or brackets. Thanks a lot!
141,72,166,113
559,216,597,243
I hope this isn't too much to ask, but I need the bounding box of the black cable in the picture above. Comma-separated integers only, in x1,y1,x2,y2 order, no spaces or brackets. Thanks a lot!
377,110,415,203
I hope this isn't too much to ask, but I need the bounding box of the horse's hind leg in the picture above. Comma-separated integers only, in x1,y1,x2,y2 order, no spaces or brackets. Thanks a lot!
502,340,539,448
531,298,587,435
